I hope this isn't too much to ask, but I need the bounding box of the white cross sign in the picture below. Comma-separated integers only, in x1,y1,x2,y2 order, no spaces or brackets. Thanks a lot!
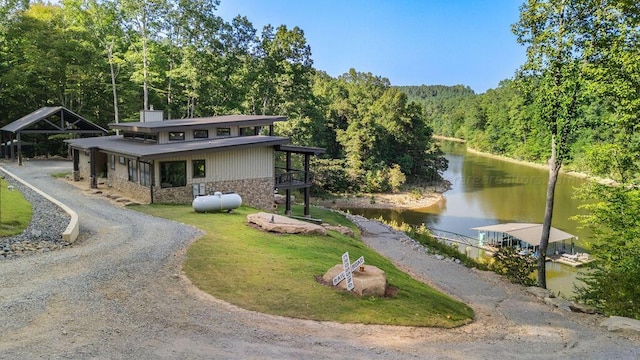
332,252,365,291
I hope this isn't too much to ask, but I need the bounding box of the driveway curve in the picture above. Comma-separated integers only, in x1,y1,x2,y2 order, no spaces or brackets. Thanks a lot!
1,160,639,359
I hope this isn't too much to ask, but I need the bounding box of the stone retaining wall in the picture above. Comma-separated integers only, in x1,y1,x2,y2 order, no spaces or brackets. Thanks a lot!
152,177,274,211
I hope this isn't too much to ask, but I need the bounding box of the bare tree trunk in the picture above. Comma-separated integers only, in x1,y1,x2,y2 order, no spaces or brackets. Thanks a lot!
107,43,119,134
538,134,562,288
142,31,149,111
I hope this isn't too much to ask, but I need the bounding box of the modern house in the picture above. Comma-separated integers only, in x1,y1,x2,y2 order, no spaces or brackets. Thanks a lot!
65,113,324,213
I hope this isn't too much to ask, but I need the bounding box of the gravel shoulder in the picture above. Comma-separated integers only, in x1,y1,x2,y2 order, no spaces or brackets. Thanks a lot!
1,160,639,359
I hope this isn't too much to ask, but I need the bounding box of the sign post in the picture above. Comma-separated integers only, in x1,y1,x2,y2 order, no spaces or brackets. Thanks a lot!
332,252,365,291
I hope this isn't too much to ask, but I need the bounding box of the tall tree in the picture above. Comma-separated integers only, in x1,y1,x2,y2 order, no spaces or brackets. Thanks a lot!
120,0,169,111
164,0,222,118
513,0,587,288
572,1,640,318
64,0,126,126
249,24,313,116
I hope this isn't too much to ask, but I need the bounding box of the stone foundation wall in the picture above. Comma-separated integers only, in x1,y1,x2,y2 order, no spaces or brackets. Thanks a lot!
152,177,274,211
106,174,152,204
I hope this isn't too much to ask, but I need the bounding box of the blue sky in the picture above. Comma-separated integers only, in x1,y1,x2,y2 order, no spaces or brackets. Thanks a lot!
216,0,527,94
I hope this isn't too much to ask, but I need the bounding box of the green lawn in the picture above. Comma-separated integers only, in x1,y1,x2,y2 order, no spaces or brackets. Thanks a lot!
0,178,32,237
133,204,474,327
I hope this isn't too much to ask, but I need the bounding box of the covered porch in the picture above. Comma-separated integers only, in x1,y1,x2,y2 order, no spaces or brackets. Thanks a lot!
274,145,325,217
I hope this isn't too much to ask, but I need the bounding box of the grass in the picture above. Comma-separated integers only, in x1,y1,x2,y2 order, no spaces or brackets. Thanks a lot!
133,204,474,327
50,171,71,179
0,178,32,237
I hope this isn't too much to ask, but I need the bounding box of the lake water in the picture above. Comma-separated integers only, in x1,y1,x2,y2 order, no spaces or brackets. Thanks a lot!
346,141,590,296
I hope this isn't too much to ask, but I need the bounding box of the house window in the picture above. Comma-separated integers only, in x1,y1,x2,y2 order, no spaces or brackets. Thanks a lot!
140,162,151,186
119,156,126,165
194,129,208,139
169,131,185,141
109,154,115,170
216,128,230,137
128,159,138,182
240,126,257,136
160,161,186,188
192,159,206,178
124,132,157,143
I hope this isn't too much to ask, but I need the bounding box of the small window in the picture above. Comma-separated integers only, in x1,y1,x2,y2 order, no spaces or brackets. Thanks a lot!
193,129,208,139
192,159,206,178
169,131,185,141
128,159,138,182
160,161,186,188
240,127,257,136
109,154,115,170
216,128,230,137
140,162,151,186
119,156,125,165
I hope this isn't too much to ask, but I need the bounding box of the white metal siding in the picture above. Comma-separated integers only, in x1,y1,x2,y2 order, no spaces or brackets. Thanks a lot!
113,155,129,179
157,126,240,144
153,147,274,185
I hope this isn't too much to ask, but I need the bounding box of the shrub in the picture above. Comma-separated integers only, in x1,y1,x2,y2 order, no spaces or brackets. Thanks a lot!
490,247,536,286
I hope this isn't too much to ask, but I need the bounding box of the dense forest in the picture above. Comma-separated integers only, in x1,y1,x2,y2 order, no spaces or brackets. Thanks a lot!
398,81,611,172
1,1,639,317
0,0,444,194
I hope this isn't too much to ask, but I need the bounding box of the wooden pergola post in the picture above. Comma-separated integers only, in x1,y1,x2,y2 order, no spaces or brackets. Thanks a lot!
16,132,22,166
9,133,15,161
285,151,292,215
304,153,310,217
89,147,97,188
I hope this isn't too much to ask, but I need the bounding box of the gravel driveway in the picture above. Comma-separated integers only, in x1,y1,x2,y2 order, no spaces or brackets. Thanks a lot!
1,160,639,359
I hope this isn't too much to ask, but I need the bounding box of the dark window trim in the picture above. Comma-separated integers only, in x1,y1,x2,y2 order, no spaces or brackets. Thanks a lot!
168,131,185,141
123,131,158,143
216,127,231,137
193,129,209,139
159,161,187,188
192,159,206,178
128,159,138,182
140,161,151,187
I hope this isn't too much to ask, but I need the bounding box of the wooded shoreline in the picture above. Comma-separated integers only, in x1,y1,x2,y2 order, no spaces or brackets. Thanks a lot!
434,135,617,185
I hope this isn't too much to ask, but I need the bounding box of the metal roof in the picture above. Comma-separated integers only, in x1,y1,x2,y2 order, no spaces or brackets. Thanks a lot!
109,115,287,134
66,135,290,160
275,144,326,155
471,223,576,247
1,106,108,134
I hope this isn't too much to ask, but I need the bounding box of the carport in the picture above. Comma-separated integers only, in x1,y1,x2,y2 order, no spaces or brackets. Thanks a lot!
1,106,107,165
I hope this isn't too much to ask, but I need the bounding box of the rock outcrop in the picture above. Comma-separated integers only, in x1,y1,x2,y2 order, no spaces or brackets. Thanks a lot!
601,316,640,333
247,212,326,235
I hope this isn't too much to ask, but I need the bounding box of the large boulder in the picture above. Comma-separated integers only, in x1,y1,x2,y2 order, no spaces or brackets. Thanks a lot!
601,316,640,333
322,224,355,237
274,194,295,204
247,212,326,235
322,264,387,297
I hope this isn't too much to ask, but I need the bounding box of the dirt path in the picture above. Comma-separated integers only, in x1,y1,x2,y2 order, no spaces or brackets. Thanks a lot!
1,160,638,359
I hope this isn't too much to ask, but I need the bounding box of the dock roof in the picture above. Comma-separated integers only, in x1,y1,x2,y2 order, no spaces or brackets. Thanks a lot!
471,223,576,246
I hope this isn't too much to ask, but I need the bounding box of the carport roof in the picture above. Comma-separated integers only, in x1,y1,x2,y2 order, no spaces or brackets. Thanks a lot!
66,135,290,160
1,106,108,134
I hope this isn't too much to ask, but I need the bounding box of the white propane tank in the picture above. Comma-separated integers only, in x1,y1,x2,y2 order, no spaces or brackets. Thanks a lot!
192,192,242,212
